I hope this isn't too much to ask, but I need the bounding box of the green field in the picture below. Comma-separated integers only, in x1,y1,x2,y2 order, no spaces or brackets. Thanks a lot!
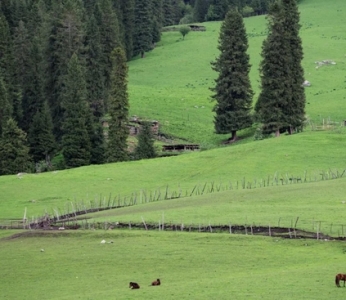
1,231,346,300
1,0,346,299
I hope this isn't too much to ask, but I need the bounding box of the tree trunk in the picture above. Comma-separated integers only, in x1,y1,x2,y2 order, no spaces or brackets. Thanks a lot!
275,129,280,137
228,130,237,142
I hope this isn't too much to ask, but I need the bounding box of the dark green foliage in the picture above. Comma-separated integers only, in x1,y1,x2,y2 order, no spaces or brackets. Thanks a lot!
88,118,105,164
13,20,31,130
134,121,157,160
96,0,121,96
133,0,153,58
206,0,230,21
45,0,85,141
84,13,105,165
0,11,21,124
281,0,305,132
0,74,11,135
193,0,209,22
106,47,129,163
85,14,105,120
179,25,191,39
25,36,56,163
119,0,135,60
255,0,305,136
61,53,91,168
152,0,163,44
163,0,175,26
0,118,32,175
255,2,288,135
0,11,12,74
211,10,253,141
28,102,56,164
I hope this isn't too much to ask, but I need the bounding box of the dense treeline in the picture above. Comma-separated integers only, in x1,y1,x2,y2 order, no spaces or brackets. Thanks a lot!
0,0,294,175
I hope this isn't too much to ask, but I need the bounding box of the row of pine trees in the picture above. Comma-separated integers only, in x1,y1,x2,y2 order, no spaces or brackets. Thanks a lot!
212,0,305,142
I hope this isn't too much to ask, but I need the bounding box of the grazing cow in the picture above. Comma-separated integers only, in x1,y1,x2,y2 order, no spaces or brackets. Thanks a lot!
335,274,346,287
129,282,140,289
151,279,161,286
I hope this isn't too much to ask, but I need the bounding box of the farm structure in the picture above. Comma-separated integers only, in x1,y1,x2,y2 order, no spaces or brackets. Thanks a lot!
162,144,200,152
102,116,159,136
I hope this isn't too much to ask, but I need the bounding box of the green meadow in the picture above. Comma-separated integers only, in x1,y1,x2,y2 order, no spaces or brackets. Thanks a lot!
1,231,346,300
1,0,346,298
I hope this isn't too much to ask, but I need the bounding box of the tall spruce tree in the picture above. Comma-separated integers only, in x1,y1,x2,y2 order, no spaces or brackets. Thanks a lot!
211,9,253,142
61,53,91,168
45,0,85,141
152,0,163,44
134,121,157,160
106,47,129,163
163,0,175,26
84,14,106,164
281,0,305,133
0,11,22,124
119,0,135,60
85,14,105,120
28,101,56,165
133,0,153,58
13,20,32,131
26,37,56,163
0,118,32,175
96,0,121,97
255,0,305,136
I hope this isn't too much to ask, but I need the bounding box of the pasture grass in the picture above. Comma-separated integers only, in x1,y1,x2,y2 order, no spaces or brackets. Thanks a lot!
85,176,346,235
1,130,346,221
1,230,345,300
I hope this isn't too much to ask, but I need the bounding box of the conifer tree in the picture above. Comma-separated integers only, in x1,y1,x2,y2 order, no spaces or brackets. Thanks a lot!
255,1,305,136
86,111,105,164
119,0,135,60
45,0,85,141
0,11,22,124
28,101,56,164
13,20,31,130
106,47,129,163
134,121,157,160
96,0,121,97
85,14,105,120
133,0,153,58
255,3,287,136
0,118,32,175
163,0,175,26
211,10,253,142
281,0,305,133
61,53,91,168
84,14,106,164
193,0,209,22
152,0,163,44
0,75,11,135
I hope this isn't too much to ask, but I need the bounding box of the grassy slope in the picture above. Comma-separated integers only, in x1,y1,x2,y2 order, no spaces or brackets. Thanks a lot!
1,130,346,219
1,231,345,300
85,176,346,234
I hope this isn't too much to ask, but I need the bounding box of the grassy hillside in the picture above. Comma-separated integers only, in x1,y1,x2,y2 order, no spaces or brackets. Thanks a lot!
128,0,346,145
1,130,346,220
